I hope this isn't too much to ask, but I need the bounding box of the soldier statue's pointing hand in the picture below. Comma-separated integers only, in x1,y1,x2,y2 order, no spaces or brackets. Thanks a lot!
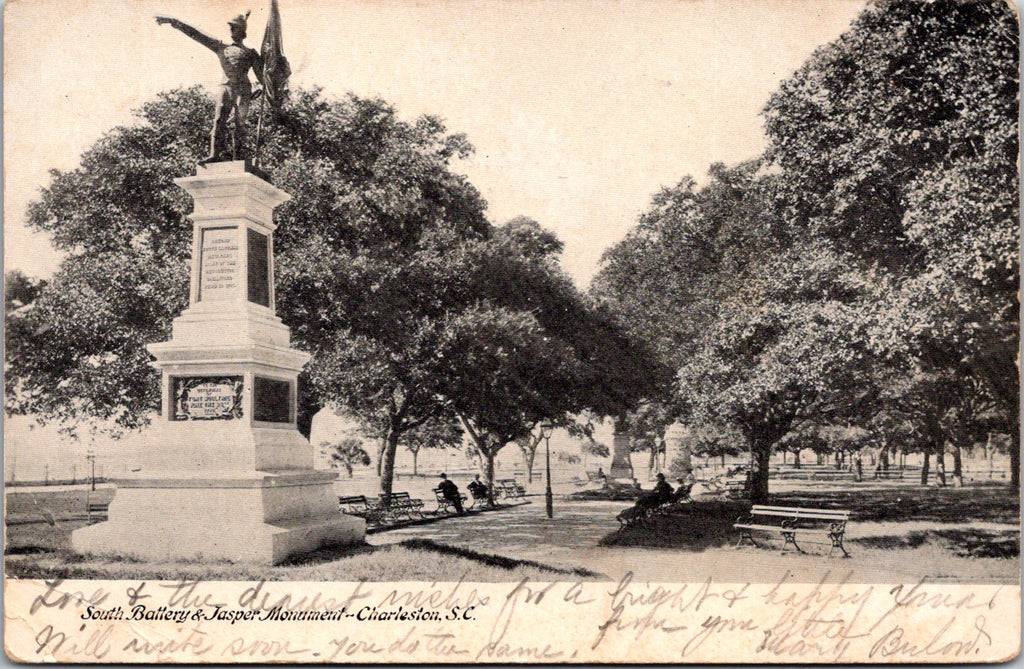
156,12,263,164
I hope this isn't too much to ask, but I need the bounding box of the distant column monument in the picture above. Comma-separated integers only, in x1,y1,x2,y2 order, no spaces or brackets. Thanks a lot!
72,161,365,563
663,421,693,478
608,416,634,481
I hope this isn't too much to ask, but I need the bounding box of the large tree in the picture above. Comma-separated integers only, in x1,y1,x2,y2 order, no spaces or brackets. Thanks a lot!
6,86,488,441
763,0,1019,484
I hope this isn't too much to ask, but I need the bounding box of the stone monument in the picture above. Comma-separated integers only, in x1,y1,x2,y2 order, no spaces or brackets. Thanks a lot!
663,421,693,478
608,417,635,481
73,161,365,564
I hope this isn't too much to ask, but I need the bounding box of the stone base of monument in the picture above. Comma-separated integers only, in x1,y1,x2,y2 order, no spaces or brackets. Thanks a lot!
72,471,365,564
71,160,367,566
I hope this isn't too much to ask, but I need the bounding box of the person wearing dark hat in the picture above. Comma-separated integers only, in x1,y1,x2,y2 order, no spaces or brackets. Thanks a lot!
156,11,263,163
651,472,673,504
437,473,465,515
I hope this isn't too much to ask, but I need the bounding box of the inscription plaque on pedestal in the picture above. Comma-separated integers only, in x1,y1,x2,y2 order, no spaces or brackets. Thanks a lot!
254,376,292,423
172,376,244,420
199,226,239,301
247,228,271,307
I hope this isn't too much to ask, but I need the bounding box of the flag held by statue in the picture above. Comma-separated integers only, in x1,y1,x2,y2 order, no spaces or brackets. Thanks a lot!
261,0,290,108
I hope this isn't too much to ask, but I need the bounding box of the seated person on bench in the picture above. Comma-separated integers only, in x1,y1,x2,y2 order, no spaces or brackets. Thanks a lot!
438,473,465,515
650,473,674,503
468,474,489,499
672,476,694,503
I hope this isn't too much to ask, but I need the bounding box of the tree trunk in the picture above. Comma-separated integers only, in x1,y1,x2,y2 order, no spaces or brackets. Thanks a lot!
781,450,787,465
951,442,963,487
379,430,401,500
750,442,771,505
485,449,497,507
524,447,537,484
412,449,419,476
793,450,801,469
920,449,930,485
376,437,386,477
935,445,947,487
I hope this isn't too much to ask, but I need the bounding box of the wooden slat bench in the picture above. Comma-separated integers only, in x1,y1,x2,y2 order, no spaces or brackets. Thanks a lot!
87,502,109,524
467,485,490,509
433,488,469,515
734,505,851,557
338,495,384,525
378,492,426,522
495,479,526,499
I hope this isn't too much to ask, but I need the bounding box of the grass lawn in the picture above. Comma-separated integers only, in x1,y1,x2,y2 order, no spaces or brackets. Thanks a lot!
5,518,603,581
5,482,1017,583
598,483,1019,583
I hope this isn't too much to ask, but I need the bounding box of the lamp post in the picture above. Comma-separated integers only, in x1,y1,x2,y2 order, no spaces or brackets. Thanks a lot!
87,452,97,491
540,421,554,519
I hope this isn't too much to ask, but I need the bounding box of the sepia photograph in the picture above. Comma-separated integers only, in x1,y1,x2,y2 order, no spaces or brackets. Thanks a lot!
4,0,1020,662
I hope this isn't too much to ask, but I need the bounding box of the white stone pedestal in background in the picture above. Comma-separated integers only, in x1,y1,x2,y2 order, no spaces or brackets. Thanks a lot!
73,161,364,564
664,421,693,479
608,430,634,481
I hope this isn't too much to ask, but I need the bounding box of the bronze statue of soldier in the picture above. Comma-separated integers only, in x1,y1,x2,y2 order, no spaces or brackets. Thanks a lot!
156,12,263,164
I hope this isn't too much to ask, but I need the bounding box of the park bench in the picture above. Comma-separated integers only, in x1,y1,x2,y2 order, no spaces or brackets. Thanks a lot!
616,484,694,527
872,469,904,480
495,479,526,499
724,480,748,498
649,484,694,516
433,487,469,515
733,505,851,557
467,485,490,509
377,492,426,522
87,501,109,524
338,495,385,526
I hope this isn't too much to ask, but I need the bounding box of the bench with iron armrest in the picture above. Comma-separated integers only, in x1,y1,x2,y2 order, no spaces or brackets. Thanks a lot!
723,479,749,499
467,484,490,509
734,505,851,557
378,492,426,522
433,487,468,515
338,495,385,526
495,479,526,499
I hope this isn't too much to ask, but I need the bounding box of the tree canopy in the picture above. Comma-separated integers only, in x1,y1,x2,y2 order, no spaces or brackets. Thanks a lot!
7,85,665,500
594,0,1019,500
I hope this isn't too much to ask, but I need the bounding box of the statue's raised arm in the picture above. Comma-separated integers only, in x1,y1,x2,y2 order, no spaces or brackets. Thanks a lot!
155,11,262,164
155,15,222,52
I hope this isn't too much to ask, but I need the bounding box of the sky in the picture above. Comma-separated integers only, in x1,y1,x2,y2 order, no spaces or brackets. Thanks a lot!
4,0,867,288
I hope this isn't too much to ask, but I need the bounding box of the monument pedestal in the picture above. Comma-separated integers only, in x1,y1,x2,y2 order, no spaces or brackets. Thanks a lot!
664,422,693,479
608,430,634,482
73,162,364,564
